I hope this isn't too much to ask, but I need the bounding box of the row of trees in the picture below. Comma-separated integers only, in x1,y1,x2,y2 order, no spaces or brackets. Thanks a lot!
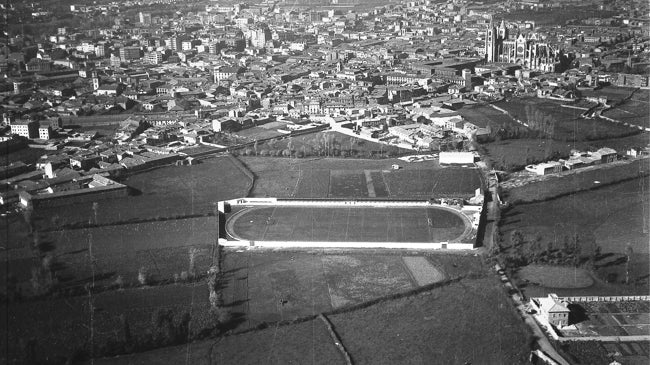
492,230,597,269
524,104,557,138
494,229,636,284
233,135,405,159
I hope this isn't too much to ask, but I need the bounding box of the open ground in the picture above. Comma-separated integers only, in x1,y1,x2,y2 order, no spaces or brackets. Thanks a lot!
238,156,482,199
0,216,219,297
92,269,532,365
29,155,252,230
494,97,639,141
602,88,650,129
559,340,650,365
501,177,650,297
458,102,523,129
1,251,490,363
227,206,468,243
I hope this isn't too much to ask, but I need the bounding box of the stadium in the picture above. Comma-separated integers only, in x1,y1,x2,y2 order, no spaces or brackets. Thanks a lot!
220,198,483,249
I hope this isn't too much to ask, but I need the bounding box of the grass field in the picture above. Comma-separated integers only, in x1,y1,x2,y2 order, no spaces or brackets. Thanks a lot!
503,158,649,203
581,86,638,104
30,155,252,229
0,216,219,296
458,103,522,129
382,167,483,198
95,317,344,365
518,265,594,289
495,98,638,141
251,130,410,158
228,206,467,243
502,177,649,295
328,276,532,365
1,282,215,364
88,264,529,365
602,89,650,129
560,341,650,365
3,251,485,363
481,138,573,171
239,156,481,199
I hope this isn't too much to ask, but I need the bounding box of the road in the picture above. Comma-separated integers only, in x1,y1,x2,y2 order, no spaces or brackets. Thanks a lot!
510,293,571,365
480,167,570,365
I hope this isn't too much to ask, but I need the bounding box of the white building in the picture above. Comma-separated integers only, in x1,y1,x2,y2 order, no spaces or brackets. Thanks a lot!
439,151,475,164
525,161,562,175
39,126,52,140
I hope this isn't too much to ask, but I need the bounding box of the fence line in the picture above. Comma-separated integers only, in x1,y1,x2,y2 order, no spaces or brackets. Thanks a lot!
560,295,650,302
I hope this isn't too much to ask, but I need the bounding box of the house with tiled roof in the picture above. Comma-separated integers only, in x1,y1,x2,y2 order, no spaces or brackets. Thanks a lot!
535,294,570,328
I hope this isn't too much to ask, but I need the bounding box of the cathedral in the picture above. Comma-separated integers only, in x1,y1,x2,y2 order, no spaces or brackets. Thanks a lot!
485,20,560,72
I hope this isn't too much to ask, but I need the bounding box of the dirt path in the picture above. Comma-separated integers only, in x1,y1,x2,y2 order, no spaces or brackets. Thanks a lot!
401,256,445,286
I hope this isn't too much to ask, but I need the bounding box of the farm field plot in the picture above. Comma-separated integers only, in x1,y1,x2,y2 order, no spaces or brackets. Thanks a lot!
369,171,390,197
228,206,467,243
95,317,344,365
7,251,487,364
482,138,573,171
239,156,440,198
0,283,214,364
561,341,650,365
503,178,650,295
219,252,447,327
581,86,638,104
382,167,482,198
30,155,252,229
562,300,650,338
0,216,219,294
458,103,521,129
293,168,330,197
329,276,532,365
233,126,285,140
603,89,650,129
501,178,650,255
294,169,391,199
329,170,368,197
322,255,413,308
85,257,515,365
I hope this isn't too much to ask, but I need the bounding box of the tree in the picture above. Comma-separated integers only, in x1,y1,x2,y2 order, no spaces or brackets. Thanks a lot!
545,240,554,257
253,139,259,156
188,247,199,278
510,229,524,249
625,243,633,284
593,245,602,261
92,202,99,225
138,267,149,286
562,235,572,256
489,240,501,256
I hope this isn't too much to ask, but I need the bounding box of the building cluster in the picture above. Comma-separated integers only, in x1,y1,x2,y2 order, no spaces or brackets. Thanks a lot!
524,147,617,175
0,0,648,208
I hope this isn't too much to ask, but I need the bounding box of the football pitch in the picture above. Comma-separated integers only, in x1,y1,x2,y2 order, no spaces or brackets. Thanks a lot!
227,206,468,243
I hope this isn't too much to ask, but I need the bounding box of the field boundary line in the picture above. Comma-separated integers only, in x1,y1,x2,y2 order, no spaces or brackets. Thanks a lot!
318,313,354,365
291,167,303,197
399,256,420,288
215,276,467,340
